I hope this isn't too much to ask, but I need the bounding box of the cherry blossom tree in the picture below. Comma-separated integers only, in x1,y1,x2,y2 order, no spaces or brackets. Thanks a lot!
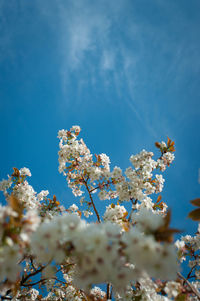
0,126,199,300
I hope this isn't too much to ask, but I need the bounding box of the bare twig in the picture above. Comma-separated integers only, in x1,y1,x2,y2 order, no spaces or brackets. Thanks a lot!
128,199,137,222
21,265,45,286
107,283,112,299
178,272,200,300
89,180,114,194
22,278,47,287
84,180,101,223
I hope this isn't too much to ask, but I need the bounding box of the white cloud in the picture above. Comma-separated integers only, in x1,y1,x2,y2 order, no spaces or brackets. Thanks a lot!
101,50,115,70
2,0,199,138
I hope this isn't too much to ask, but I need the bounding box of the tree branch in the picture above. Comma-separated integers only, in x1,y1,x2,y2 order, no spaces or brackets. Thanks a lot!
84,180,101,223
107,283,111,299
20,265,45,286
177,272,200,300
22,278,47,287
89,179,114,193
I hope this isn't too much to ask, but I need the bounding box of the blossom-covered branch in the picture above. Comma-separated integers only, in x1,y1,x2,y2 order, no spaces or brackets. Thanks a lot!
0,126,199,300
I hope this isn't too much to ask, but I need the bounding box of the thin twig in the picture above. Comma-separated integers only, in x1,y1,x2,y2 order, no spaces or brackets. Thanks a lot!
0,289,12,301
106,283,111,299
22,278,47,287
1,294,12,300
84,180,101,223
89,180,114,193
128,199,137,222
177,272,200,300
185,264,197,284
21,265,45,286
30,257,37,271
52,277,67,285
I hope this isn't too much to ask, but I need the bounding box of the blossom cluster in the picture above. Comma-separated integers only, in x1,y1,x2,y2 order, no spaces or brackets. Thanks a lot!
0,126,199,300
57,127,174,216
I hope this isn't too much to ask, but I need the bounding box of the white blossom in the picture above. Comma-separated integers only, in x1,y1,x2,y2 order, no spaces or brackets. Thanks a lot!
19,167,32,177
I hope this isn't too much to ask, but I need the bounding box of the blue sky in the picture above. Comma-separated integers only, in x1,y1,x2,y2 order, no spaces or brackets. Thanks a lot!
0,0,200,234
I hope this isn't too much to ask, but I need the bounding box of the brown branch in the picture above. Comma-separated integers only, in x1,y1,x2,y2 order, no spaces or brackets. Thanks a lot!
30,257,37,271
52,277,67,285
23,275,69,288
128,199,138,222
186,264,197,284
177,272,200,300
1,296,11,300
107,283,111,299
22,278,47,287
84,180,101,223
89,180,114,193
0,288,12,301
20,265,45,286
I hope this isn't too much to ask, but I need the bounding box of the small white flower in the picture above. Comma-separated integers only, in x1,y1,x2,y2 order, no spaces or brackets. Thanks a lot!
164,281,181,298
37,190,49,201
19,167,32,177
69,204,79,212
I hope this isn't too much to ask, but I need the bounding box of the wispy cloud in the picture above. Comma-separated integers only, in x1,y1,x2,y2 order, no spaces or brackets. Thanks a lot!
43,0,199,134
1,0,199,137
101,50,115,71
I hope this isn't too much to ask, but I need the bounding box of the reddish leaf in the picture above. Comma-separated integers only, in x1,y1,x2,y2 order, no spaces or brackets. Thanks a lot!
155,228,181,243
12,167,20,177
190,198,200,207
167,137,171,146
164,210,171,228
123,211,128,218
188,208,200,221
156,195,162,204
77,210,82,217
155,142,161,148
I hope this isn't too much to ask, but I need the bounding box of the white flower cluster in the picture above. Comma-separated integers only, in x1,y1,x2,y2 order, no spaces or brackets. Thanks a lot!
176,225,200,271
31,213,86,264
103,204,128,228
58,127,171,217
12,181,39,209
132,208,164,232
0,244,21,282
122,228,178,280
3,126,199,301
42,284,83,301
0,169,49,210
58,127,93,196
0,202,41,283
20,210,40,242
13,288,40,301
19,167,32,177
29,211,178,293
136,274,169,301
157,152,175,172
0,177,12,194
72,222,138,293
37,190,49,201
130,150,157,172
0,204,18,232
164,281,181,299
115,150,165,202
89,286,106,300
